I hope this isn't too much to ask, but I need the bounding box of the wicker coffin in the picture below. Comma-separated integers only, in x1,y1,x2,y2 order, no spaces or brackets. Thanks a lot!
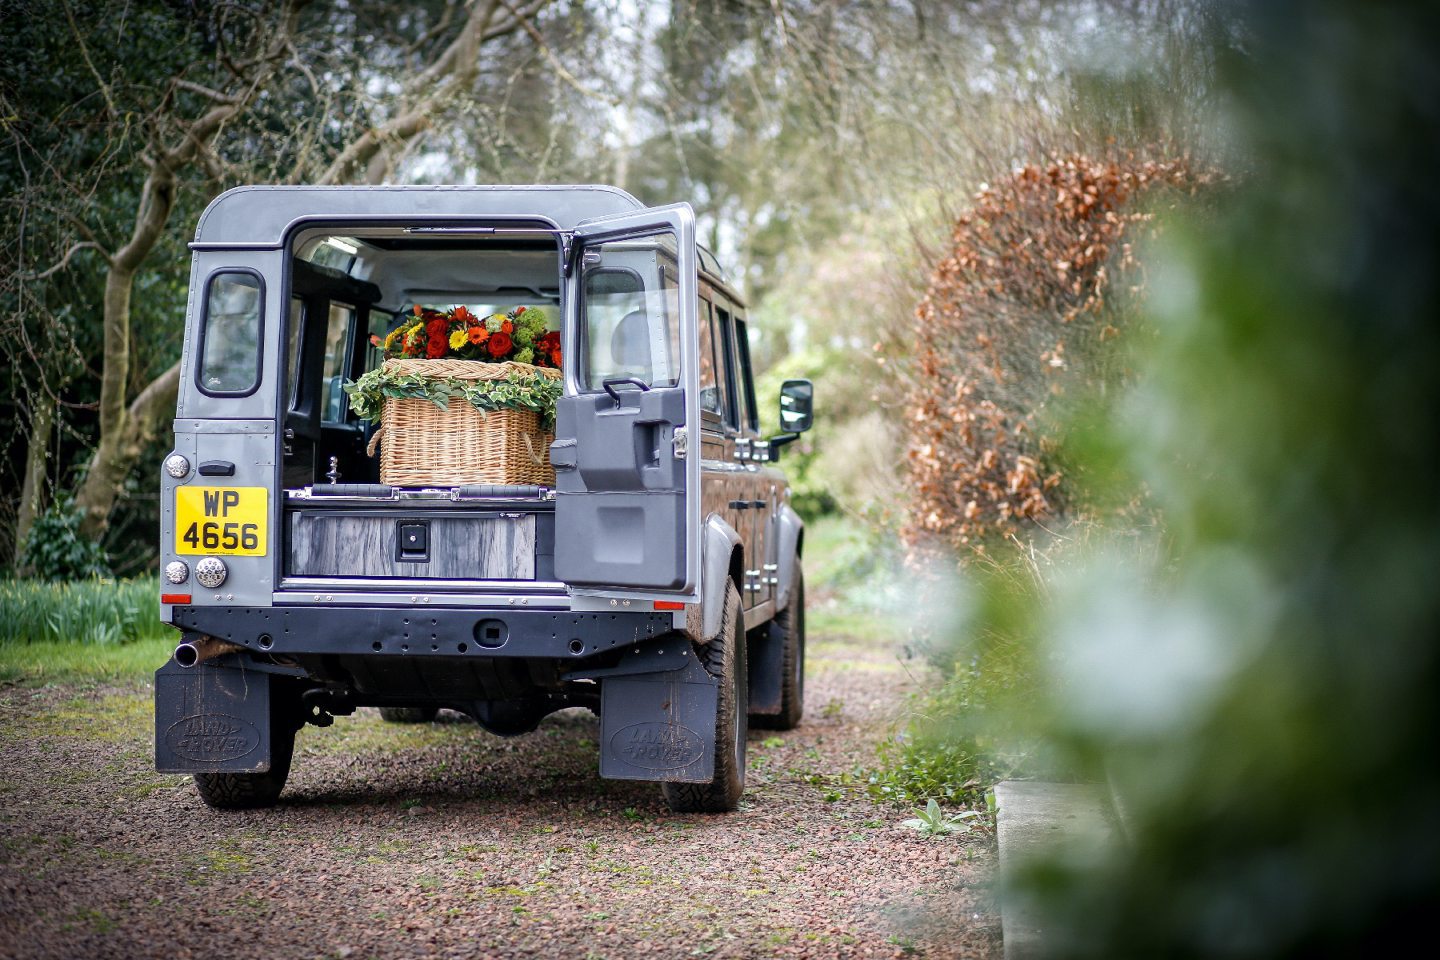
368,358,561,487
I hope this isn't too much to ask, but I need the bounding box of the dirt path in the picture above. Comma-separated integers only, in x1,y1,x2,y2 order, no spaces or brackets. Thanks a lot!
0,629,1001,960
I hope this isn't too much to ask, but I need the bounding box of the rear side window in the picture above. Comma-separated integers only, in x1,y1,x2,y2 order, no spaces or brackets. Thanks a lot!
197,271,264,396
320,303,355,422
734,316,759,433
698,300,731,422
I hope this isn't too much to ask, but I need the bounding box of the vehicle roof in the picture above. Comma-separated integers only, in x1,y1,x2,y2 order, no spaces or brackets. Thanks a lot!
193,184,646,244
193,183,735,291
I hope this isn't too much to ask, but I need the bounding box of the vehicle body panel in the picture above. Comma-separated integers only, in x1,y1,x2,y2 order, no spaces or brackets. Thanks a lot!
156,185,807,801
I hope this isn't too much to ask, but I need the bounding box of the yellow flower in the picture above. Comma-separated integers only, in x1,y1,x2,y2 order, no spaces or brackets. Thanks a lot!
448,329,466,350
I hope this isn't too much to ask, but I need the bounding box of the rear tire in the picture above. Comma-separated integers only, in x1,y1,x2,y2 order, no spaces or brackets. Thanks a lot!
378,706,439,723
662,581,747,813
193,722,296,810
752,568,805,731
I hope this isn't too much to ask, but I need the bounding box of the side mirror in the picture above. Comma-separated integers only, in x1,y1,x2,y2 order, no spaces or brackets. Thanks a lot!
779,379,814,433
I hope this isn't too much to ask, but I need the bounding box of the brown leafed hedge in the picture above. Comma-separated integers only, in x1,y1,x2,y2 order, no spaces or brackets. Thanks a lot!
901,153,1214,556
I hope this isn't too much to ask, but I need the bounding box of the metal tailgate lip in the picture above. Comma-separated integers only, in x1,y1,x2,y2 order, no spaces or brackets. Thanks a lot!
272,590,571,609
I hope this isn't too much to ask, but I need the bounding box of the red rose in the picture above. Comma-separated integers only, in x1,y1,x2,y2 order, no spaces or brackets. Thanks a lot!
426,336,446,359
426,318,448,338
487,331,513,358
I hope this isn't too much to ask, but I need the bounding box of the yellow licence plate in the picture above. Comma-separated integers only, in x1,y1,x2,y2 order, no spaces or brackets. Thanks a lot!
174,487,268,556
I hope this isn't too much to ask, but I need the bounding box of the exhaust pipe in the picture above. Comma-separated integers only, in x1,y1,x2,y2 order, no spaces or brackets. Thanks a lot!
174,636,246,668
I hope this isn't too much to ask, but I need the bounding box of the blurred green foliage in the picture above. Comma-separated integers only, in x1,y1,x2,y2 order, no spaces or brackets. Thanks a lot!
948,0,1440,953
0,577,167,646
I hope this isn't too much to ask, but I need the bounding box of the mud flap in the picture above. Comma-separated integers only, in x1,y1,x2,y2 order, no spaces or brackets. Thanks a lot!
598,655,719,784
155,658,272,774
748,620,785,716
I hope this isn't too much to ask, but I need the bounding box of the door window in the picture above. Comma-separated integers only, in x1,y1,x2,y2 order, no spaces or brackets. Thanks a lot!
197,271,264,396
580,234,682,391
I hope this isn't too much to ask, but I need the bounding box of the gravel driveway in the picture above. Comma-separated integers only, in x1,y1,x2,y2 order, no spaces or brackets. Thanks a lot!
0,629,1000,959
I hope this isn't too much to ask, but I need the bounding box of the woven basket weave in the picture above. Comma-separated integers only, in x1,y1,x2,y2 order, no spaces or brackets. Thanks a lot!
366,358,562,487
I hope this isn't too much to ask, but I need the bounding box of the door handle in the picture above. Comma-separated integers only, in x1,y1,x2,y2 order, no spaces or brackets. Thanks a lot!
602,377,650,406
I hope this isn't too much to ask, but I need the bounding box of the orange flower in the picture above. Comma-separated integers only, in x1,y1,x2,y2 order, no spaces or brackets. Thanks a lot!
454,305,473,323
501,319,514,335
468,325,487,345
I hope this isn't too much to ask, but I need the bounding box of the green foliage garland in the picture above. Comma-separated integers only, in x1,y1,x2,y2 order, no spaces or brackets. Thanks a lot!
344,366,562,430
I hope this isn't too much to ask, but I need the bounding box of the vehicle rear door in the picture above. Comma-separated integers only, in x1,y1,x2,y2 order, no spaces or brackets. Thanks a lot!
553,204,700,599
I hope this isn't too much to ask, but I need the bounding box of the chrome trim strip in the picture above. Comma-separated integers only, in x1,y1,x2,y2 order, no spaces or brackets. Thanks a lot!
279,577,565,593
272,590,570,609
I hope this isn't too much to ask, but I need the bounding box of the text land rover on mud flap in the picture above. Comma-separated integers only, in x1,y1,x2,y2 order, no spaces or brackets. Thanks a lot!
154,185,814,813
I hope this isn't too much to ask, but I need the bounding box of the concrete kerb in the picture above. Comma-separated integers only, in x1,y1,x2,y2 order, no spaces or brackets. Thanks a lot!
993,780,1121,960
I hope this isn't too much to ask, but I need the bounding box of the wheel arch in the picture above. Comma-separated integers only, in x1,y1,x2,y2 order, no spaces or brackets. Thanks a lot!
685,514,743,645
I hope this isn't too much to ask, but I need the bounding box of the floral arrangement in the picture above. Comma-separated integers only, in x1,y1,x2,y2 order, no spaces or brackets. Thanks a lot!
371,304,561,368
344,303,563,430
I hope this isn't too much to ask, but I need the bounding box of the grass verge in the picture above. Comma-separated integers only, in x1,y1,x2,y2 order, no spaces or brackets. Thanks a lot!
0,636,174,687
0,577,168,646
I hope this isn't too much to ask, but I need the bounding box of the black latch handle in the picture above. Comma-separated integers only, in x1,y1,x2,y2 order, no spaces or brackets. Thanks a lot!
602,377,650,406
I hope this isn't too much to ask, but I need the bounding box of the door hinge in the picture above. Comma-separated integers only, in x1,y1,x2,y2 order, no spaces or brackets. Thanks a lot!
672,426,688,460
561,232,575,276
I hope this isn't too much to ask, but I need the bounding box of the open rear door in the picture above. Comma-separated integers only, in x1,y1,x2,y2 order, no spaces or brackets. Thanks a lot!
553,204,700,599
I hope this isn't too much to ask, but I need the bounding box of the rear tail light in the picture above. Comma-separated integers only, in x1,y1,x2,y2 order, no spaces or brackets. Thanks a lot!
654,600,685,611
161,593,192,605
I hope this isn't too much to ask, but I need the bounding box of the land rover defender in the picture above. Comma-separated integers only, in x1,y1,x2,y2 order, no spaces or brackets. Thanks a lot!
154,185,812,813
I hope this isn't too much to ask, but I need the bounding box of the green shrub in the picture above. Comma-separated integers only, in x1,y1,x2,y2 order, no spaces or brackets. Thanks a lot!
19,493,110,580
0,578,167,646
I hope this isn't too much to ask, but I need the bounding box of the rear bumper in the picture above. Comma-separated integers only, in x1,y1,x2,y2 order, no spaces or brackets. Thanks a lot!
170,605,674,660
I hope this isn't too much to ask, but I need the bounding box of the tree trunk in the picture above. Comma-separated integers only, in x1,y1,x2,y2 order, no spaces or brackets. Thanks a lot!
71,0,537,538
14,398,54,568
76,262,138,536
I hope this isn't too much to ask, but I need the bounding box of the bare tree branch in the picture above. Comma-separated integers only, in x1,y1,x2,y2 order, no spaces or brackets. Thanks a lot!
60,0,118,119
496,0,621,107
172,78,243,105
318,0,520,185
20,241,108,280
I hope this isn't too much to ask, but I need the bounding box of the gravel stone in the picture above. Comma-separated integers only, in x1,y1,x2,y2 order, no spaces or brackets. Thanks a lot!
0,629,1001,959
